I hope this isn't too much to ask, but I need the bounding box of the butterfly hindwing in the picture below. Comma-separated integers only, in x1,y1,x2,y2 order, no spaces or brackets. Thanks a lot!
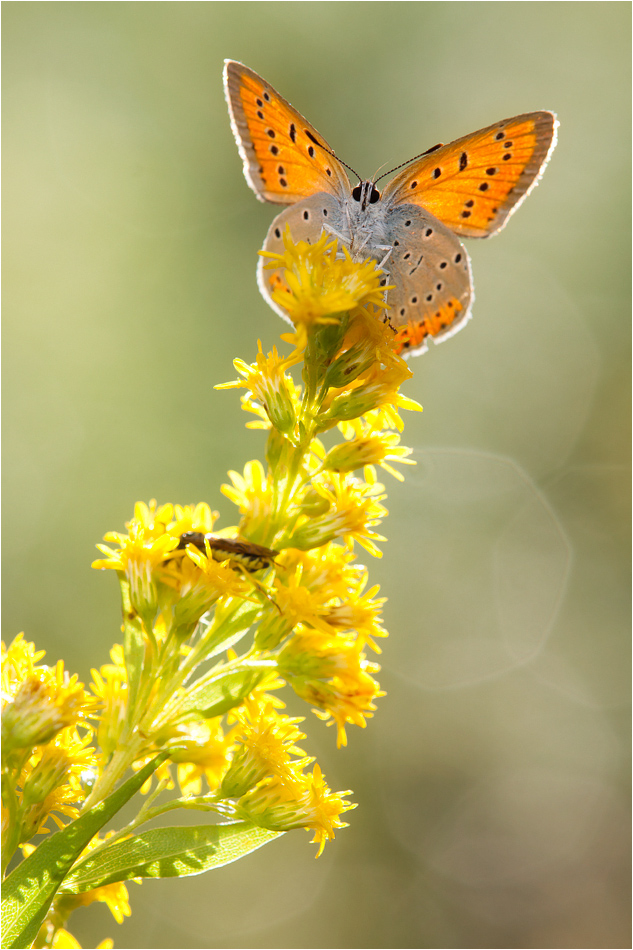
382,112,557,239
257,195,343,319
383,205,474,356
259,200,474,358
224,60,350,205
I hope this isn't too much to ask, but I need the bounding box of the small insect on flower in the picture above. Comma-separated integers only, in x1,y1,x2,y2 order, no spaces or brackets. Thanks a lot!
177,532,279,572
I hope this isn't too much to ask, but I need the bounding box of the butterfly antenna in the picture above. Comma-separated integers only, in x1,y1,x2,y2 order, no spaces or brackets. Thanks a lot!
374,142,444,184
304,130,362,182
371,161,390,180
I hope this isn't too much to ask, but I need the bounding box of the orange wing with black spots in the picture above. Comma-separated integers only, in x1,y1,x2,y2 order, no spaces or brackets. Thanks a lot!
392,296,469,356
382,112,557,238
224,60,350,205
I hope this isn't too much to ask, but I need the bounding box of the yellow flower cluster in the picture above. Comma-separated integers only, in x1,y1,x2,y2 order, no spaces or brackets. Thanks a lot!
85,233,419,822
261,230,387,336
1,636,99,850
3,233,421,947
1,635,124,947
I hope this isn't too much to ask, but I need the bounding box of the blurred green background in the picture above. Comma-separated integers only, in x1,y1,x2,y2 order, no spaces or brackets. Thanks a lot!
3,3,630,948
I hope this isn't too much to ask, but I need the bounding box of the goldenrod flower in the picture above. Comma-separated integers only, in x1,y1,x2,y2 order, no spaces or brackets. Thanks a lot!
278,630,383,747
217,342,301,433
159,718,235,795
272,565,337,636
162,547,251,631
340,303,397,356
182,544,253,600
317,360,415,427
2,650,96,754
19,727,99,838
289,474,387,557
315,303,402,392
93,500,179,620
322,570,387,653
1,633,45,691
278,544,365,602
90,644,127,759
261,229,386,329
94,501,175,569
1,636,99,856
169,502,218,538
323,421,415,482
238,391,275,430
220,701,309,799
299,763,356,857
222,460,275,538
237,762,355,857
73,876,132,926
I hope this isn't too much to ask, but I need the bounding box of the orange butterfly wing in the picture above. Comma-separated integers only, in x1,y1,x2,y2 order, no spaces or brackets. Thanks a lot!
224,60,350,205
382,112,557,238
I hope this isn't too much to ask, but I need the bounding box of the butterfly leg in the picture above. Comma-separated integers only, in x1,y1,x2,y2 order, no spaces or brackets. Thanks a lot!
322,221,352,248
375,246,393,269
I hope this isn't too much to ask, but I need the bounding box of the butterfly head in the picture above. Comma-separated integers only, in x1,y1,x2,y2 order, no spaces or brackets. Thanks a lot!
351,181,381,211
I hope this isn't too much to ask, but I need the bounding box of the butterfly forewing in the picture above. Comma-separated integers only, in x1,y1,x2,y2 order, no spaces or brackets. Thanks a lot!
382,112,557,239
224,61,350,204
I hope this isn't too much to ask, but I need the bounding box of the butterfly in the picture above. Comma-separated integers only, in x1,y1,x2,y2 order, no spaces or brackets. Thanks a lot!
224,60,557,357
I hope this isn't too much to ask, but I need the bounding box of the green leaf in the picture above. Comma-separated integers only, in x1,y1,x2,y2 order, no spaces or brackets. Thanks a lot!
203,602,262,658
203,609,262,661
178,668,265,718
62,821,282,891
2,754,167,950
205,626,252,659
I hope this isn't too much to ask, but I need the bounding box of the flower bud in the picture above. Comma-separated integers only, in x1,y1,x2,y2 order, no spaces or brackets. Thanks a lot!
323,345,376,390
22,747,71,807
254,611,295,651
263,380,296,434
219,743,267,799
324,437,386,473
316,387,382,427
2,673,85,754
298,487,331,517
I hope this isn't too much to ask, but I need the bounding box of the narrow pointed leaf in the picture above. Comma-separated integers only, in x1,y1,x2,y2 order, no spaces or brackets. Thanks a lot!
61,821,282,891
2,754,167,950
204,603,262,658
194,604,263,664
178,669,265,718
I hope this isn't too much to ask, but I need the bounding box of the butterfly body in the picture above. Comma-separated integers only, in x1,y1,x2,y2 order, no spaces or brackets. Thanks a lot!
258,191,473,353
224,61,557,357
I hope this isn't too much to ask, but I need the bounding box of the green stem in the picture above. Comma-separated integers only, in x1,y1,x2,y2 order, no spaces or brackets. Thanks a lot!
80,739,142,812
1,789,21,878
